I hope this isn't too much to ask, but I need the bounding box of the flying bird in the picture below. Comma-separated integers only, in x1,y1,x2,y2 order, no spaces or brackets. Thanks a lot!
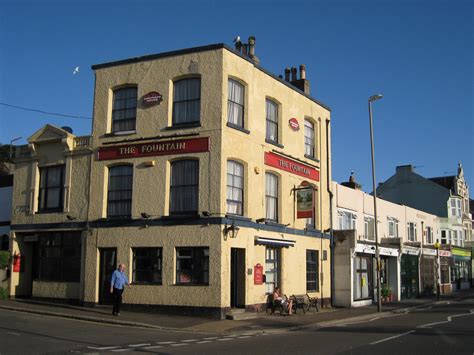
233,36,241,43
73,66,80,75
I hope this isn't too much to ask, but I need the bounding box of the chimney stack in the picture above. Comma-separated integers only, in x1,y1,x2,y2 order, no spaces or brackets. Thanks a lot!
242,43,248,56
235,40,242,53
286,63,311,95
247,36,260,64
341,172,362,190
284,68,291,81
291,67,297,82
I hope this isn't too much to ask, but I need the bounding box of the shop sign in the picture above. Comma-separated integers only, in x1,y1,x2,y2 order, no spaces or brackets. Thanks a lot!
296,188,313,219
264,152,319,181
451,247,471,258
254,263,264,285
23,235,39,242
289,118,300,131
97,137,210,161
355,243,399,257
402,246,420,256
142,91,163,106
438,250,452,257
422,248,437,256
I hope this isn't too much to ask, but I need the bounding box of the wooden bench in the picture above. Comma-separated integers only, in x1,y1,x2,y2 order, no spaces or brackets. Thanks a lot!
267,294,288,315
290,294,319,314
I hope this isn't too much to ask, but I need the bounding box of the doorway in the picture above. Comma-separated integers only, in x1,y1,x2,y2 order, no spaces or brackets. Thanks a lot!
99,248,117,305
230,248,246,308
401,254,419,299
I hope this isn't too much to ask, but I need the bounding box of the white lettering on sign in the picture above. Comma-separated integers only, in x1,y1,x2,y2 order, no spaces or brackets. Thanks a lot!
278,159,310,175
119,146,136,155
140,142,186,154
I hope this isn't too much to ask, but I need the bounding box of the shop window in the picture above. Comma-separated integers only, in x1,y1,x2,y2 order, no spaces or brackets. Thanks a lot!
226,160,244,215
265,99,279,144
364,216,375,241
37,232,81,282
170,160,199,215
132,248,162,284
306,250,319,292
387,217,399,238
107,165,133,218
172,78,201,125
265,246,280,294
112,86,137,133
353,255,373,300
176,247,209,285
38,165,65,212
407,222,417,242
265,172,278,221
227,79,244,128
304,119,315,158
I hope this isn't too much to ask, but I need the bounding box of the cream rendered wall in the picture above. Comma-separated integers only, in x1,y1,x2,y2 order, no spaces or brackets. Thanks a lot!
32,281,80,299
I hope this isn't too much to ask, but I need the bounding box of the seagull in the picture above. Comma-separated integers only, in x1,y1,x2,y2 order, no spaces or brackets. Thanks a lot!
233,36,241,43
73,66,80,75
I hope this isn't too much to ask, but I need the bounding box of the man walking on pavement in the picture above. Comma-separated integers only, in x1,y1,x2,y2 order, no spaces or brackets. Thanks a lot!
110,263,130,316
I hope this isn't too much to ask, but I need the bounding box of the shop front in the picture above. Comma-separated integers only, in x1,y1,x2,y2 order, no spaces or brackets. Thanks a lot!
400,246,420,299
420,248,437,296
451,247,472,291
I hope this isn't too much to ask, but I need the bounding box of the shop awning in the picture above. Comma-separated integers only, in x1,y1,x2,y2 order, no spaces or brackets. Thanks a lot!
255,236,296,248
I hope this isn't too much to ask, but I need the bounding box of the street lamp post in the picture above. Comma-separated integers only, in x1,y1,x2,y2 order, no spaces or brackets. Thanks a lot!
9,136,22,161
368,94,383,312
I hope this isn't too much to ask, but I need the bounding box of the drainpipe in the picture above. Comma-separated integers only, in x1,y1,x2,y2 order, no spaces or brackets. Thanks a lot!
326,119,334,307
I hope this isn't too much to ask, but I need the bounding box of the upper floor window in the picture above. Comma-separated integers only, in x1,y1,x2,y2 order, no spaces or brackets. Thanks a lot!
441,230,447,244
407,222,417,242
450,198,462,218
387,217,399,238
107,165,133,218
364,216,375,241
265,99,279,143
170,160,199,215
338,209,356,230
227,79,244,128
426,226,433,244
112,87,137,133
227,160,244,215
38,165,65,212
265,172,278,221
304,119,315,158
172,78,201,125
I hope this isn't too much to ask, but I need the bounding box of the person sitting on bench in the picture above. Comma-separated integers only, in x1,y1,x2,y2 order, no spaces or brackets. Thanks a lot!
273,286,293,315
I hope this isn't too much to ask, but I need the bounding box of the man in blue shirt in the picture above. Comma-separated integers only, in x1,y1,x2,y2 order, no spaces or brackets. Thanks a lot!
110,263,130,316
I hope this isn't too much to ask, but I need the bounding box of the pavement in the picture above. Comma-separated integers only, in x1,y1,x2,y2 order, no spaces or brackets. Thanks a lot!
1,288,473,334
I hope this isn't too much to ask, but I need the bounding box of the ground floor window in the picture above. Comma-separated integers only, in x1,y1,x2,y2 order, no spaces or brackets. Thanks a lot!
353,254,373,300
176,247,209,285
440,263,450,284
36,232,81,282
265,246,280,294
1,234,8,251
132,248,162,284
452,260,470,284
306,250,319,292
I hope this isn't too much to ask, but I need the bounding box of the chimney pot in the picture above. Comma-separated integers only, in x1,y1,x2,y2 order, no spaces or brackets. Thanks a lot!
235,41,242,53
284,68,291,81
300,64,306,80
242,43,248,56
291,67,297,81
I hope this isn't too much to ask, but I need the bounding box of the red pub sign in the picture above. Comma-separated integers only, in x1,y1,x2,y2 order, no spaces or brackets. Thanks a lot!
97,137,210,161
264,152,319,181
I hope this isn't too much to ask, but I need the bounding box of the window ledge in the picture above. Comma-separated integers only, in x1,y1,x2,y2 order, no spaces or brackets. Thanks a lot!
164,122,201,131
131,282,162,286
304,155,320,163
265,139,284,149
36,209,64,214
174,283,209,286
225,214,252,222
226,122,250,134
103,130,137,138
162,214,201,220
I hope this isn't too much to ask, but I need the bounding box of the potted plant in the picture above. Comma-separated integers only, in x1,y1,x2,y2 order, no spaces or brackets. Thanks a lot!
381,286,392,302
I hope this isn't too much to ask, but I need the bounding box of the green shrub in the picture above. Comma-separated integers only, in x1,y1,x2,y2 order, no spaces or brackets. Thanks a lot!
0,287,7,299
0,251,9,269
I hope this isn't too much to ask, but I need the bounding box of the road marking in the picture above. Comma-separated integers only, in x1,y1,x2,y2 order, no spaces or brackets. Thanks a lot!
6,332,20,336
128,343,151,347
171,343,189,347
197,340,213,344
87,346,120,350
156,341,176,344
417,309,474,328
237,336,252,339
143,345,163,350
217,338,234,341
203,336,219,340
111,349,130,352
181,339,199,342
369,330,416,345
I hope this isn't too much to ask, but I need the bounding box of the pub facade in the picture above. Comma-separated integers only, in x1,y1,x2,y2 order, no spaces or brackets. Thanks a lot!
9,40,332,318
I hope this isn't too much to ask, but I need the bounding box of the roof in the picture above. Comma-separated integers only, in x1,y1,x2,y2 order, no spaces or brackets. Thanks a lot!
428,176,456,191
91,43,331,111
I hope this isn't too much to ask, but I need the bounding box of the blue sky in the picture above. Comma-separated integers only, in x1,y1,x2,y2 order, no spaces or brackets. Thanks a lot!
1,0,472,191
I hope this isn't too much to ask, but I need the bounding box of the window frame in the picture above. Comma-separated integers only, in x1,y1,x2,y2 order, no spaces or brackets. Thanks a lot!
38,165,65,213
364,215,375,241
338,209,357,230
175,247,209,285
426,226,433,244
227,79,245,128
172,77,201,126
111,86,138,133
107,164,133,218
169,159,199,215
387,217,399,238
407,222,417,242
265,246,280,294
132,247,163,285
226,160,244,216
306,249,319,292
265,172,279,222
265,99,279,144
304,119,316,159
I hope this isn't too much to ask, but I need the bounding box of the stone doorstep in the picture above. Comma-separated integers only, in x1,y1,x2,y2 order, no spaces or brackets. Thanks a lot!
225,309,260,321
